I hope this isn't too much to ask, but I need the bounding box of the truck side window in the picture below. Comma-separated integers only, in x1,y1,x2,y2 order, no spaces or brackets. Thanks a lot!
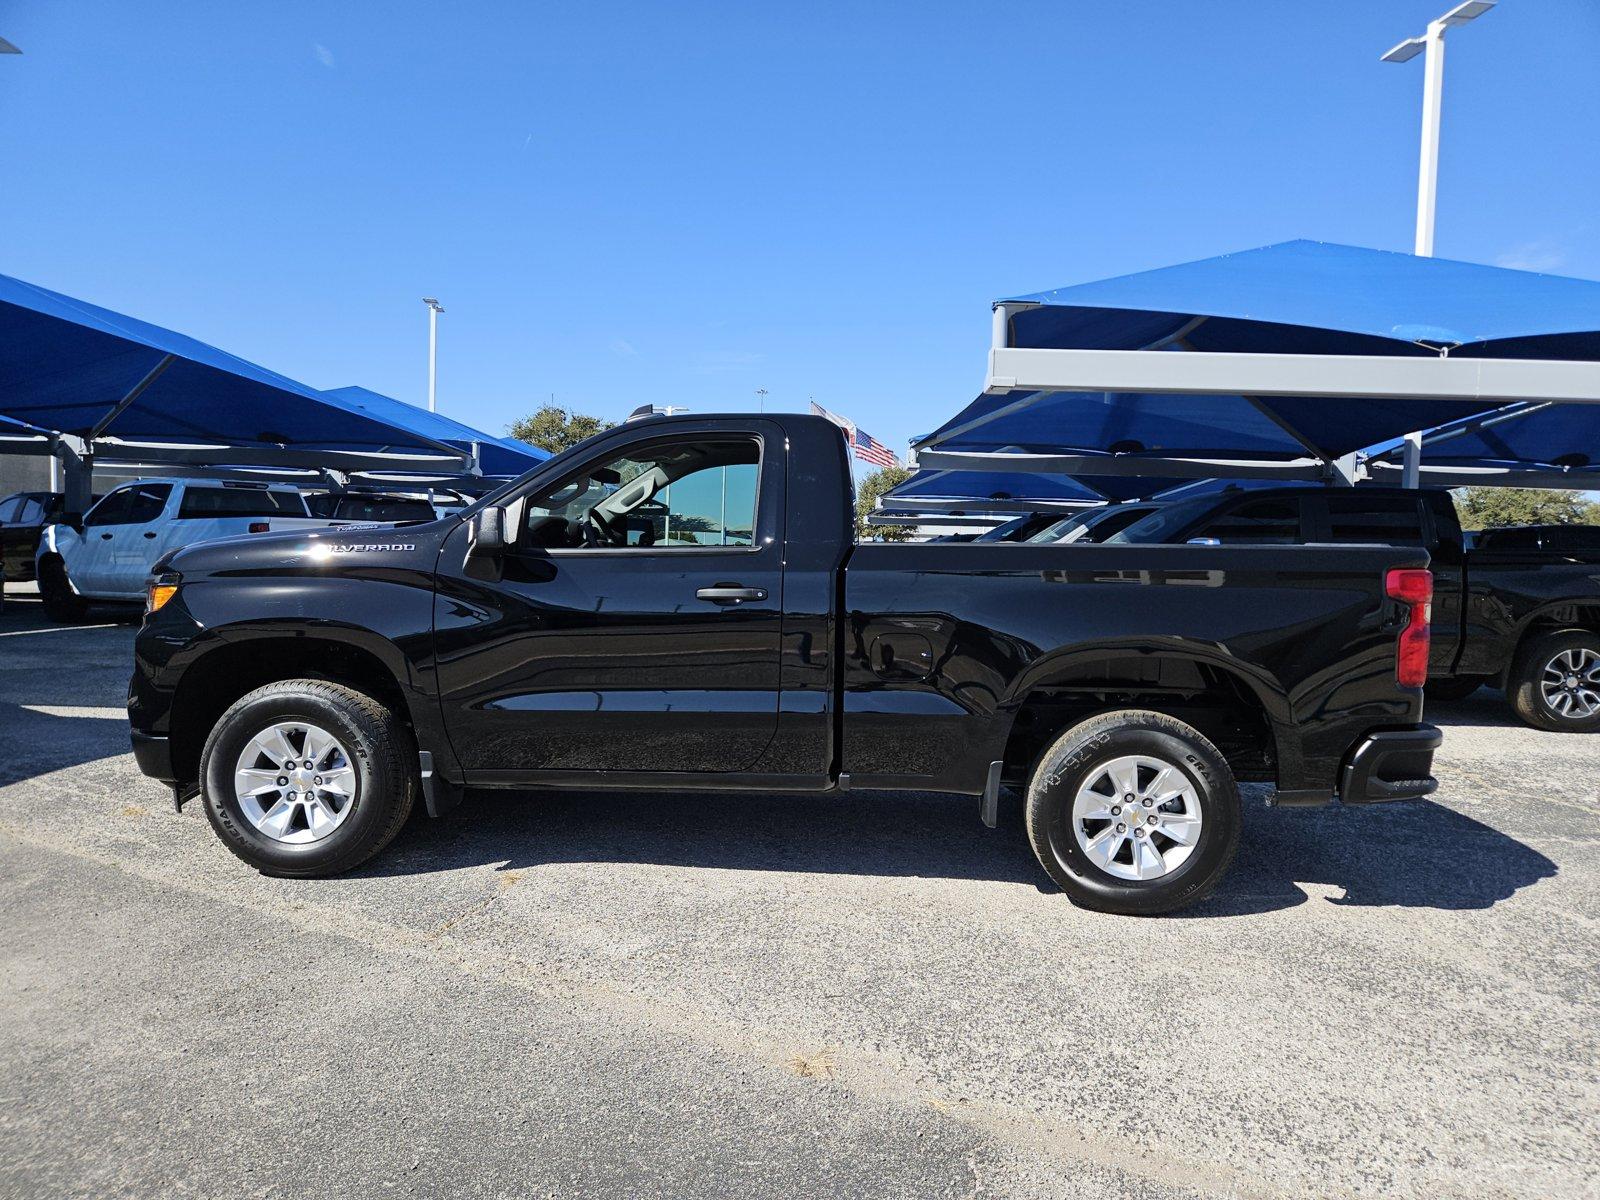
522,437,760,550
1193,498,1302,545
84,489,134,527
1323,495,1426,546
123,484,172,524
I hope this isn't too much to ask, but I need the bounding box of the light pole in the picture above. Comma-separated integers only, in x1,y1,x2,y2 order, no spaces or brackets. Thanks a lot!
1382,0,1496,258
1382,1,1494,488
422,297,444,412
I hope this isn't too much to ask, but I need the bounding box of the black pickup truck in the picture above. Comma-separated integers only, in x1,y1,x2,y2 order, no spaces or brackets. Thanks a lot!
1103,486,1600,732
130,414,1441,914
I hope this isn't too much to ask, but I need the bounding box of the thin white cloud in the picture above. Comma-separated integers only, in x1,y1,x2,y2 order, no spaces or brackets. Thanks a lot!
610,338,638,357
1495,241,1565,273
312,42,335,68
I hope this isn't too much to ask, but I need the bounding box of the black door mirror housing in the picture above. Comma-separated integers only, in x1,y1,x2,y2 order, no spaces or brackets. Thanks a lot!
471,505,508,556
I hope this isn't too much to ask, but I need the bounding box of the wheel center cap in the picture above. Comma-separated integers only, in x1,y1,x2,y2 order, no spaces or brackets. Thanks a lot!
1566,674,1580,688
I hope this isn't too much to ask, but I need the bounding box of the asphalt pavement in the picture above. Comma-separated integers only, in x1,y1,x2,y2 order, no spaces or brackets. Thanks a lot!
1,589,1595,1199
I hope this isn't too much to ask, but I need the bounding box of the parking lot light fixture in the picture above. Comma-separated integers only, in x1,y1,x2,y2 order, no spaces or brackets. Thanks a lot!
423,297,445,413
1382,0,1496,258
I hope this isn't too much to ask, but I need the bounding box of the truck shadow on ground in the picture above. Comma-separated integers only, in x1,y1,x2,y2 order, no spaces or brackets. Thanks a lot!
1424,688,1531,730
369,782,1555,916
0,705,132,785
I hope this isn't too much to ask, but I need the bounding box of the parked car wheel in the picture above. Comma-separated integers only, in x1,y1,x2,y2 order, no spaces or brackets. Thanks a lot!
1509,629,1600,733
1425,674,1489,702
37,554,90,622
1024,709,1241,915
199,679,417,876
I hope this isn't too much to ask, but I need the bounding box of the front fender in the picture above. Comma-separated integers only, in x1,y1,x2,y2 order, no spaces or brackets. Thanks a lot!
37,522,80,562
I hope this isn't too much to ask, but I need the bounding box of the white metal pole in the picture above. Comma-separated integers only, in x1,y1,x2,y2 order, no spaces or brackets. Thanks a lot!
1401,430,1424,488
1414,22,1446,257
427,305,439,413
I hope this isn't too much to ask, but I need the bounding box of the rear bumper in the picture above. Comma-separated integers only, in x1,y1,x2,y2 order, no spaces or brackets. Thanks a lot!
130,729,177,784
1338,725,1441,805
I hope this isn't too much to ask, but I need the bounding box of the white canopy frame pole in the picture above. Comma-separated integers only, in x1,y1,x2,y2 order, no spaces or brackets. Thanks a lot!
984,347,1600,405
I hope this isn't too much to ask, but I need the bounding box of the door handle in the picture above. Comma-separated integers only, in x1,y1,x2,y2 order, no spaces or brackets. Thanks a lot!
143,531,157,539
100,532,113,540
696,584,767,605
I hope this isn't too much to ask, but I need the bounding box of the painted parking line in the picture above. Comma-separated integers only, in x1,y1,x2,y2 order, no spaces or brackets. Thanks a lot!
20,705,128,720
0,623,121,638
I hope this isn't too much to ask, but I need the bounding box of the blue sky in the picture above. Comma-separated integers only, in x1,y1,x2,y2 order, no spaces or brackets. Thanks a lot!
2,1,1598,459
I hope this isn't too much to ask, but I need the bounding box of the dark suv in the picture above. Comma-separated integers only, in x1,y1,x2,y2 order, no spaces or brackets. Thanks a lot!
0,491,67,583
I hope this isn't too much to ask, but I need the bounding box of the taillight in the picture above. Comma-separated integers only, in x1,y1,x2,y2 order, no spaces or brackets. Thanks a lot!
248,522,270,533
1386,567,1433,688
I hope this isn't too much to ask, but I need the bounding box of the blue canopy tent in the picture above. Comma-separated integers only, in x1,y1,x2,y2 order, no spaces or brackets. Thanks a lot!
879,467,1139,513
1362,402,1600,489
0,271,476,507
918,241,1600,483
323,386,550,478
869,468,1103,531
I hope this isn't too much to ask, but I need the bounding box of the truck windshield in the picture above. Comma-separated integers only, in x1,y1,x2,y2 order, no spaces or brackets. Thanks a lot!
1104,497,1219,544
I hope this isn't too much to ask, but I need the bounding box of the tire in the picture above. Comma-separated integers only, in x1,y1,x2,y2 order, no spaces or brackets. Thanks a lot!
1508,629,1600,733
1425,674,1488,702
38,555,90,623
1025,709,1241,916
199,679,417,876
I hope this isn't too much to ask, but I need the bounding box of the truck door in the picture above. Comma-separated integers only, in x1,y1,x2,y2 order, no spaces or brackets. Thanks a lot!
433,422,785,775
104,483,172,598
73,488,135,593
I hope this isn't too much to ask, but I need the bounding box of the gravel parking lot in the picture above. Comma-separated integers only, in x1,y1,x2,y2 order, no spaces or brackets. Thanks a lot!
1,590,1596,1199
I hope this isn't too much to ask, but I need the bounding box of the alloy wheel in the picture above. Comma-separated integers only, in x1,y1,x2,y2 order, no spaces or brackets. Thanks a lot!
232,721,357,844
1071,754,1203,881
1541,647,1600,720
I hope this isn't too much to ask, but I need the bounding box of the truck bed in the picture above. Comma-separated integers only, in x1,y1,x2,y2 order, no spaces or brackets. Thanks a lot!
842,541,1430,799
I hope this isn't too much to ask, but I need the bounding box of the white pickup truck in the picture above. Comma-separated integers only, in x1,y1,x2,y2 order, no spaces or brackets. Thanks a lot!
37,479,337,620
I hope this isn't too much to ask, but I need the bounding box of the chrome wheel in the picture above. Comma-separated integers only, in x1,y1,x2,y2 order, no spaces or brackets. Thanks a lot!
232,721,356,845
1071,754,1202,881
1541,647,1600,719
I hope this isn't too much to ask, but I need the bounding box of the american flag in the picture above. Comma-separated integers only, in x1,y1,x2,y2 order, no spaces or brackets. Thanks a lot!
810,401,899,468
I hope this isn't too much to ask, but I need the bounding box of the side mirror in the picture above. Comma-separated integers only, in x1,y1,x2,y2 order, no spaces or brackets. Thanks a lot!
471,505,508,555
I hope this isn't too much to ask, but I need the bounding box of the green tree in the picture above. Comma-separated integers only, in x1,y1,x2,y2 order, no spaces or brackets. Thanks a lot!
507,405,613,454
1451,486,1599,531
854,463,915,542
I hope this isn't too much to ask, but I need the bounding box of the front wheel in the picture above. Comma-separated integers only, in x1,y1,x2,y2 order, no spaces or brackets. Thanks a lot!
199,679,417,876
38,555,90,622
1025,709,1241,915
1509,629,1600,733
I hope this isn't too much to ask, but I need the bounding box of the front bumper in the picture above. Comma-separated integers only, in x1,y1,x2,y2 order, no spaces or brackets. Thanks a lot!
130,729,177,784
1338,725,1441,804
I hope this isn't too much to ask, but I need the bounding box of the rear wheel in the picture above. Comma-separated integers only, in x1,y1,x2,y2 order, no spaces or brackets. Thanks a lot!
199,679,417,876
1025,709,1241,915
38,555,90,622
1509,629,1600,733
